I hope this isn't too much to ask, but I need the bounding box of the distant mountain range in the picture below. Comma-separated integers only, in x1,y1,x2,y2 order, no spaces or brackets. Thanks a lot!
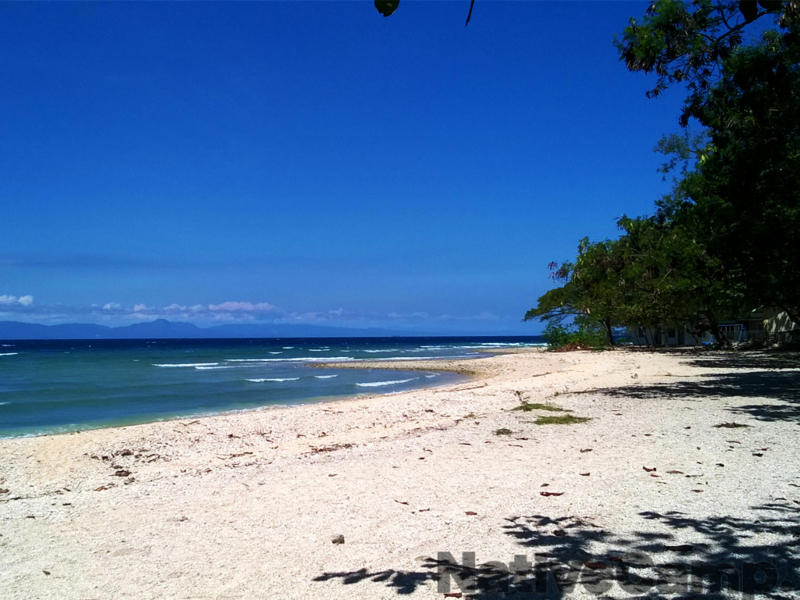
0,319,406,340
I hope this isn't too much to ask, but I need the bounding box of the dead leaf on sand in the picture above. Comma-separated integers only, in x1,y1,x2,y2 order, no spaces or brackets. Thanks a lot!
584,561,607,570
540,491,564,497
643,466,657,472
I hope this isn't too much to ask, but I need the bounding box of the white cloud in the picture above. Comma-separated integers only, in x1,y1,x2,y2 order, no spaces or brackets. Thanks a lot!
163,303,187,312
103,302,122,310
207,301,276,313
0,294,33,306
133,303,149,312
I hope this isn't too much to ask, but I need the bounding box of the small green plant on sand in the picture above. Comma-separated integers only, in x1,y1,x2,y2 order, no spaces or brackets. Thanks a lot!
535,415,591,426
495,428,513,436
514,402,565,412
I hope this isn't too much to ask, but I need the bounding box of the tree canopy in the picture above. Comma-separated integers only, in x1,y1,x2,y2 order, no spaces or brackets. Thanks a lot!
528,0,800,347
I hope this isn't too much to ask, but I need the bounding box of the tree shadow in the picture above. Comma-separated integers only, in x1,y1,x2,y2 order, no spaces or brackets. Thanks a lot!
313,500,800,598
683,352,800,371
312,352,800,597
585,370,800,422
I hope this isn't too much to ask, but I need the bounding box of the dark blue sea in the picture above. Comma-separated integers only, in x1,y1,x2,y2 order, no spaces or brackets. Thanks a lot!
0,336,543,438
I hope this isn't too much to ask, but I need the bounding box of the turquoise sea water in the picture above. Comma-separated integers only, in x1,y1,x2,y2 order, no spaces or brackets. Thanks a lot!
0,336,543,438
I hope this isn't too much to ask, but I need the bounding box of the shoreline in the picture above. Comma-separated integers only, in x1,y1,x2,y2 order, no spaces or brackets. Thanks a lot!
2,349,799,599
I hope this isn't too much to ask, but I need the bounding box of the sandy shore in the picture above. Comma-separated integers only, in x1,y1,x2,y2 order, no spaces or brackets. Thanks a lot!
1,349,799,599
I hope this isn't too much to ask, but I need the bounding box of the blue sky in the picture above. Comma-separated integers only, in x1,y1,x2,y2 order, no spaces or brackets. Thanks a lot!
0,1,686,335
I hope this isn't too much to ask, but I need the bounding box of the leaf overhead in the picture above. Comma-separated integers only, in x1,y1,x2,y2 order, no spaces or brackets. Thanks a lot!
374,0,399,18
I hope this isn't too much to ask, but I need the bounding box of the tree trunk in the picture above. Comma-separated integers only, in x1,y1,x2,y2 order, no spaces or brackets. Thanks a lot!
602,318,616,346
704,312,729,349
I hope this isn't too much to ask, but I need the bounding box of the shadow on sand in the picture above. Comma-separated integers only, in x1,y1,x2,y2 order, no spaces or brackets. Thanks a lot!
315,499,800,600
583,353,800,423
313,353,800,597
314,499,800,598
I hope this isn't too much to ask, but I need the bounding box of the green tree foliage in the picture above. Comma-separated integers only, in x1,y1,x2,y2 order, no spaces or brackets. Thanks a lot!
615,0,799,124
611,0,800,331
524,239,626,346
526,213,743,348
679,29,800,324
617,214,742,346
540,316,608,350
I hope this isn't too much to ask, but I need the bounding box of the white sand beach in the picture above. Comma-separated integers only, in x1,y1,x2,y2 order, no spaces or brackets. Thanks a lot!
1,349,799,599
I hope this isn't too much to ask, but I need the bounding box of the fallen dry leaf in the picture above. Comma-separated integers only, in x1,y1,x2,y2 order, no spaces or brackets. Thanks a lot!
540,491,564,497
584,561,607,570
580,473,590,476
580,449,592,453
465,511,478,516
643,466,657,472
666,470,684,474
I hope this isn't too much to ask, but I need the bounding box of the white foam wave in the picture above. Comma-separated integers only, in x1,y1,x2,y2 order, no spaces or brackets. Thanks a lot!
356,378,416,388
314,375,339,379
225,357,354,363
153,363,219,368
0,352,19,356
424,374,439,378
269,352,282,355
247,377,300,383
0,402,10,406
367,356,439,361
363,349,399,353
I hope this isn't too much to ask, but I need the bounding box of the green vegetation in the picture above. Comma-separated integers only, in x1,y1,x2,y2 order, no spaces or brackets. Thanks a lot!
513,402,565,412
527,0,800,348
494,428,513,436
534,415,591,426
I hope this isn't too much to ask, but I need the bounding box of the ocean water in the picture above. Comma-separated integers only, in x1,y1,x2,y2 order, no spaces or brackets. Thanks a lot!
0,336,543,438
